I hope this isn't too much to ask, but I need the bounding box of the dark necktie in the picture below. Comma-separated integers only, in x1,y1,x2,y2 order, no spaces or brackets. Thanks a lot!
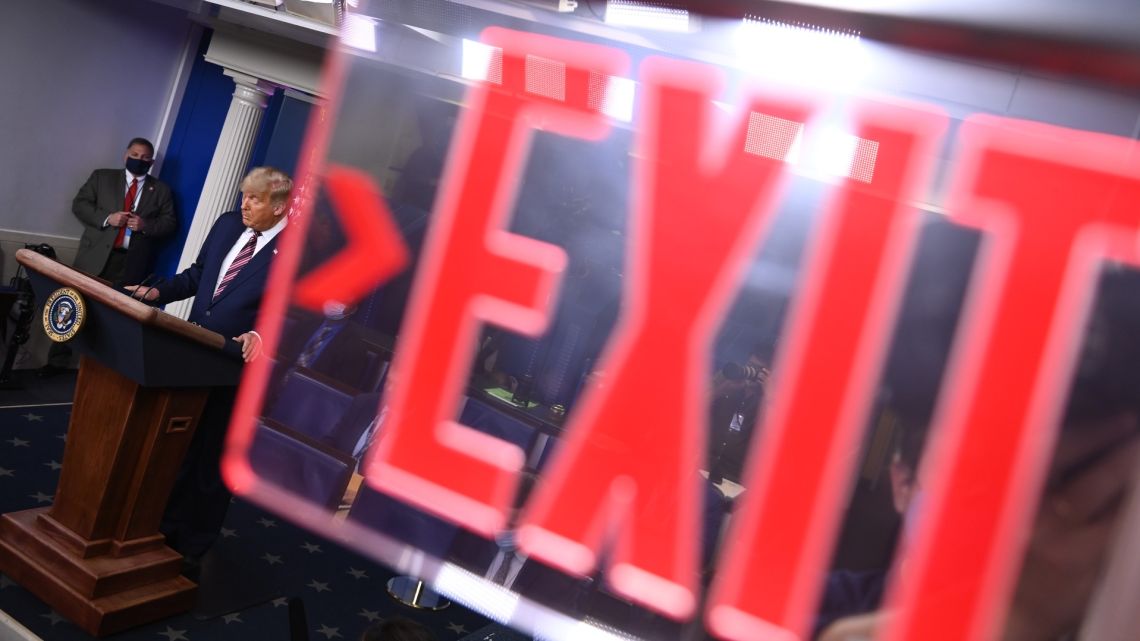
115,178,139,249
214,231,261,301
297,323,336,368
352,408,386,464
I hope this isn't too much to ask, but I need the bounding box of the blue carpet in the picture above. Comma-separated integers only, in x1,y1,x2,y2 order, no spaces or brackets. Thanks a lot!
0,403,500,641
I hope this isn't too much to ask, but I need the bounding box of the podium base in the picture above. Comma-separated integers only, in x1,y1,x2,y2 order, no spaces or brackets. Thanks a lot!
0,508,196,637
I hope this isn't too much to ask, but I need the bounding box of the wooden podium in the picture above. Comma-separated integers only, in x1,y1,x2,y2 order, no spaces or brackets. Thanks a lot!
0,249,244,636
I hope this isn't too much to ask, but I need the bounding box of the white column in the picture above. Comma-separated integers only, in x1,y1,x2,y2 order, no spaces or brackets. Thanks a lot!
166,70,273,320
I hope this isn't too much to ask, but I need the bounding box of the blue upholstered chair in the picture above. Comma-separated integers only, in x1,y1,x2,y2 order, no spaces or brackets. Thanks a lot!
458,396,539,461
248,418,357,510
301,321,393,394
265,367,358,442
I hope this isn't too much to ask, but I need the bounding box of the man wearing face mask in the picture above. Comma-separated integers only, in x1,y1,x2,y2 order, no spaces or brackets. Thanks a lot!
71,137,176,284
41,138,177,376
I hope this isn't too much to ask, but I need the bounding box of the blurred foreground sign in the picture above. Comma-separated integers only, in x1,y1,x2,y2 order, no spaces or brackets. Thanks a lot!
223,19,1140,641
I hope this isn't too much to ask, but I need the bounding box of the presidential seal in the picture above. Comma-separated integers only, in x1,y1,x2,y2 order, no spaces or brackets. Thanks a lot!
43,287,86,343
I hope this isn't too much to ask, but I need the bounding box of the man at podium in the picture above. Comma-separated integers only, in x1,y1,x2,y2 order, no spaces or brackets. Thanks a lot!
126,166,293,565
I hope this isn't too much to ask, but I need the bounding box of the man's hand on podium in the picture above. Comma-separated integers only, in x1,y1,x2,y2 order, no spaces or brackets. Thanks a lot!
234,332,262,363
124,284,159,302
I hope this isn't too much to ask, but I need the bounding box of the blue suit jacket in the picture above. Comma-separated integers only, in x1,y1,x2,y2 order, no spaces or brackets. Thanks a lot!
156,211,280,357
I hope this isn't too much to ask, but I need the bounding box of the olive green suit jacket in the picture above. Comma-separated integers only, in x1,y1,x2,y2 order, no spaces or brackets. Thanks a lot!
71,168,176,282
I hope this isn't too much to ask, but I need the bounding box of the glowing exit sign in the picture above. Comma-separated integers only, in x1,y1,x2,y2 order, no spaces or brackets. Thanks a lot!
225,27,1140,641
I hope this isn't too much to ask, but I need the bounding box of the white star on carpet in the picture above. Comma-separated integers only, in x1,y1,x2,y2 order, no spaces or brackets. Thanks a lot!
40,611,64,625
220,527,237,538
307,579,330,593
21,413,42,422
56,433,67,441
257,517,278,528
43,460,62,471
446,622,468,635
358,609,381,622
261,553,283,565
272,597,289,607
158,626,189,641
316,624,342,639
300,541,323,553
346,567,368,579
0,467,13,478
222,612,243,624
6,437,29,447
29,492,53,504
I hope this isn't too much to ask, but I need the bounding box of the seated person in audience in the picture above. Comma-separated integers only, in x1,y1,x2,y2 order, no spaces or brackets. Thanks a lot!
342,391,385,469
708,340,775,484
292,302,357,370
816,268,1140,641
813,418,925,638
472,327,521,394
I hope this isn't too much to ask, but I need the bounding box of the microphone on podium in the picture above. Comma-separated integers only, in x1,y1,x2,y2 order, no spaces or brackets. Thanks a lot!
124,273,160,304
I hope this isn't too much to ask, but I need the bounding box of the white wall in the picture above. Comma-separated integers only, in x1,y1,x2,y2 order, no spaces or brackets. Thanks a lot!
0,0,196,274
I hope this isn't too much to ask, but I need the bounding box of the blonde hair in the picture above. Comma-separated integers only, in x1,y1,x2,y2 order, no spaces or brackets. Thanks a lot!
241,167,293,209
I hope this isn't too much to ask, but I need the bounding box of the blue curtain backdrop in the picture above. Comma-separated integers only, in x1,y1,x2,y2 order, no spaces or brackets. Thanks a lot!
154,32,313,277
153,31,229,277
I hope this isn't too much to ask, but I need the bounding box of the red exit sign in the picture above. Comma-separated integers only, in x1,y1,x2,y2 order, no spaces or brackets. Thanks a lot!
226,27,1140,641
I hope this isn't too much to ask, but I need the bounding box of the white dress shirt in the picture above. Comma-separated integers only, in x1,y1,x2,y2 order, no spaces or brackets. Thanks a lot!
212,215,288,299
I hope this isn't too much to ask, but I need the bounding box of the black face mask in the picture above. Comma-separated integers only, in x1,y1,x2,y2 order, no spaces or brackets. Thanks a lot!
125,157,153,176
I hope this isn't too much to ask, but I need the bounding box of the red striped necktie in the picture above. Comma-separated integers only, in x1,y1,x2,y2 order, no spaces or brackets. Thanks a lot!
214,231,261,301
115,178,139,249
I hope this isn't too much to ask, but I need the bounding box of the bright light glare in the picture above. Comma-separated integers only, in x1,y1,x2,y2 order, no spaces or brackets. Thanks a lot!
735,17,868,90
603,76,636,122
791,126,877,183
745,112,804,162
461,38,634,122
461,38,498,82
435,563,520,622
811,128,862,178
341,13,376,53
605,1,690,33
743,110,878,183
